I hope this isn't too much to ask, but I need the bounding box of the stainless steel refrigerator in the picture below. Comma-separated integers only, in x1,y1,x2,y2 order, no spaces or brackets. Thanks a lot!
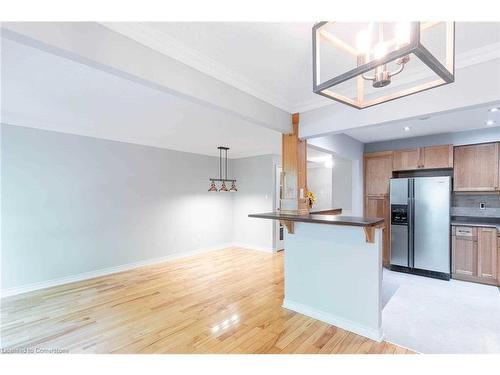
389,176,451,279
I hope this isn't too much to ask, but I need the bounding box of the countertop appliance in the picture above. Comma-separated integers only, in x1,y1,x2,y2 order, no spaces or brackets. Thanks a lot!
390,176,451,280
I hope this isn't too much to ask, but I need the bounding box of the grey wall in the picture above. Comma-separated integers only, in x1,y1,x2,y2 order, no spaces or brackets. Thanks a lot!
364,127,500,153
308,134,364,215
232,155,278,251
1,124,235,290
307,167,333,211
332,159,353,214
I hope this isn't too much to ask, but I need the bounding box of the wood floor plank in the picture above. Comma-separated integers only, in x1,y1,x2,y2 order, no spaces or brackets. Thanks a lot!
0,248,413,354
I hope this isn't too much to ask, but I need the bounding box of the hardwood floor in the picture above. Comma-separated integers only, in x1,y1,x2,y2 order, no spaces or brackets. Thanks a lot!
1,248,413,354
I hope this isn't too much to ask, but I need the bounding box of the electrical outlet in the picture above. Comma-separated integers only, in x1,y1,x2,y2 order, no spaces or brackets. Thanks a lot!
479,202,486,210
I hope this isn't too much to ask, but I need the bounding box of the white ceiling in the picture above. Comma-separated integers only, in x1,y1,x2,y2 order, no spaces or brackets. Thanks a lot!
1,38,281,159
344,103,500,143
103,22,500,113
2,22,499,152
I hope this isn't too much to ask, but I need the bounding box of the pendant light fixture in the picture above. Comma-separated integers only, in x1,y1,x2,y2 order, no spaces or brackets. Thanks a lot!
208,146,237,192
312,22,455,109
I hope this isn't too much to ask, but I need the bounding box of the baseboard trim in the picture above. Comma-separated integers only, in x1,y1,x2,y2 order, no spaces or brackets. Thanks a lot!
282,299,383,342
1,243,234,298
232,243,274,253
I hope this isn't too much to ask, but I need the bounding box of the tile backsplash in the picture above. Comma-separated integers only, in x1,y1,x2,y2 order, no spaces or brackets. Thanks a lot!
452,194,500,218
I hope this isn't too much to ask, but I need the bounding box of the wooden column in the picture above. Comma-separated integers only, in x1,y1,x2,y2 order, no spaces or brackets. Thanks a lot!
281,113,309,215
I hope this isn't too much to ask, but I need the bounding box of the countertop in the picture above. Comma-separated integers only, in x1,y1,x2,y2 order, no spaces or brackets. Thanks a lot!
248,212,384,227
451,216,500,231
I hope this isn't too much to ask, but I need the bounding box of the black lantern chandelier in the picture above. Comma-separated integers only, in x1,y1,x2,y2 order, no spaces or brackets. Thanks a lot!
312,22,455,109
209,146,237,193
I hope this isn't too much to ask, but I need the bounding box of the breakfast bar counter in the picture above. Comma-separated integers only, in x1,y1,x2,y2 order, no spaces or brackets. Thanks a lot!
249,211,385,341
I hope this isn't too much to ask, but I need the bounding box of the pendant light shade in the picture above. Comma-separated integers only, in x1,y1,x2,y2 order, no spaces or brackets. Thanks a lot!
208,146,237,192
208,180,218,192
219,181,229,192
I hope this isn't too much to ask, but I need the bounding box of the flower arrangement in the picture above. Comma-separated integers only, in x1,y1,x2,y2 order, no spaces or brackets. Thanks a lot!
306,190,317,208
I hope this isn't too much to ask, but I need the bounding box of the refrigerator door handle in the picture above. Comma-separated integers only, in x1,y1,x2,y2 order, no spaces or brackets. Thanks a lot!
408,179,415,269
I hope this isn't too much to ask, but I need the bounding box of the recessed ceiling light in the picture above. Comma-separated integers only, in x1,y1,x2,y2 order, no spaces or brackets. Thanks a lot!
489,107,498,113
404,126,411,131
485,120,495,126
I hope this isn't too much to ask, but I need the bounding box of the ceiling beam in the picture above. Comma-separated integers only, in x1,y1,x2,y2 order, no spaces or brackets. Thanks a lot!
1,22,291,135
300,58,500,139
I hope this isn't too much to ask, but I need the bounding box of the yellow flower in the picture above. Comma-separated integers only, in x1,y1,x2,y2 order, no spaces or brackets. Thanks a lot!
306,191,317,202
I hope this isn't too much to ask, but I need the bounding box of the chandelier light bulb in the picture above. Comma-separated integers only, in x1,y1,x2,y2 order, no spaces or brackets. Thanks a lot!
373,41,387,60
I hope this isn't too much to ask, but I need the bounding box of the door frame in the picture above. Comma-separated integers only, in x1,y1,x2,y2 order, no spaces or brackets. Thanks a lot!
274,165,284,252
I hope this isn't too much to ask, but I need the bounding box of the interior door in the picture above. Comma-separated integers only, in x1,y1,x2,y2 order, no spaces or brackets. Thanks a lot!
413,177,451,273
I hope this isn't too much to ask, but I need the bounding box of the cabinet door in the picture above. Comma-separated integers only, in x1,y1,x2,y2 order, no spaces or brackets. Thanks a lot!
452,235,477,277
477,228,498,282
454,143,499,191
365,196,390,265
422,145,453,169
393,149,421,171
364,152,393,196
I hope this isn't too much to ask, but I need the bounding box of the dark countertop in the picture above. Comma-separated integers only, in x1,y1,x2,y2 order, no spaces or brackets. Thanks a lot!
451,216,500,230
248,212,384,227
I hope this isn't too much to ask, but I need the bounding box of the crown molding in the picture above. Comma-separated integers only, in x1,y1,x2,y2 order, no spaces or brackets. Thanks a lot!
100,22,294,113
100,22,500,116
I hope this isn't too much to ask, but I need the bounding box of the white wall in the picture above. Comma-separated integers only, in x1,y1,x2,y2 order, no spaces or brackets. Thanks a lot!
232,155,278,252
332,159,353,214
1,124,235,292
308,134,364,215
307,167,332,211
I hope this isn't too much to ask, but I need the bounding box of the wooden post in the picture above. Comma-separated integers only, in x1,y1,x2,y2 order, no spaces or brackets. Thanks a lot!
281,113,309,215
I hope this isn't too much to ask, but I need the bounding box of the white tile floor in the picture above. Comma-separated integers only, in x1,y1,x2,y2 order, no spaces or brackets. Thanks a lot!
382,269,500,354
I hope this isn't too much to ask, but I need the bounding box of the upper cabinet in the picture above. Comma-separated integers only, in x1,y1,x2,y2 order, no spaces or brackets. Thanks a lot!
454,143,499,192
421,145,454,169
364,151,393,196
393,145,453,171
393,149,421,171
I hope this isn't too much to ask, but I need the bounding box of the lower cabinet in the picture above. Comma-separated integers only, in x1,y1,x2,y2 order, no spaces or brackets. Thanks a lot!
478,227,498,282
452,226,499,285
365,196,390,266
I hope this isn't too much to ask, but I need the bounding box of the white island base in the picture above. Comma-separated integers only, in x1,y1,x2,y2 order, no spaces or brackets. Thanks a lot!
282,221,383,342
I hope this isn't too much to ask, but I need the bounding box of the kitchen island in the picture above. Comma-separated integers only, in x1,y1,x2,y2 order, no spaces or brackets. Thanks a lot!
249,211,385,341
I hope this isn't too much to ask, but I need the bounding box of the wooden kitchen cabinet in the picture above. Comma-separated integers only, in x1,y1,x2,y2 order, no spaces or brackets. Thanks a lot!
365,196,390,266
477,227,498,282
393,145,453,171
452,226,477,277
393,148,421,171
364,151,393,196
452,225,499,285
454,142,499,192
421,144,454,169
